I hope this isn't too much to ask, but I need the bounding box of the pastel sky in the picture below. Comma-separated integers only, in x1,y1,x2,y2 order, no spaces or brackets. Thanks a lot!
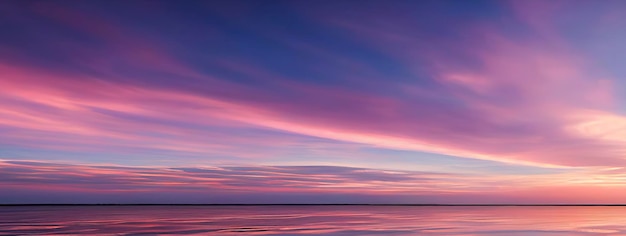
2,0,626,204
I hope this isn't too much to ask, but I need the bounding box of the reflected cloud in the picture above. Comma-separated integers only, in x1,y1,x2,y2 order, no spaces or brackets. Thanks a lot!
3,206,626,235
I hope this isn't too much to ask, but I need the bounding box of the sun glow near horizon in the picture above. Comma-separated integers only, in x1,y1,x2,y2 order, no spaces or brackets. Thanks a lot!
1,0,626,204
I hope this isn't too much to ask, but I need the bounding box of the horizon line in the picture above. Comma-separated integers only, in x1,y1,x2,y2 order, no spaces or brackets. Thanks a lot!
3,204,626,206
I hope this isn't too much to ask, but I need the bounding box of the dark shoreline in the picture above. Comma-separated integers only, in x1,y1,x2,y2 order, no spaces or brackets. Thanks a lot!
2,204,626,206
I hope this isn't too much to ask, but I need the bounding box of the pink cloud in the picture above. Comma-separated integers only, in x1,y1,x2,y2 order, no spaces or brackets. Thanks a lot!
2,0,626,170
0,160,476,194
282,1,626,167
4,160,626,204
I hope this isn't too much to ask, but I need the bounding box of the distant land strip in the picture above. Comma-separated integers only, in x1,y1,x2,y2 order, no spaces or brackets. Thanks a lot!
3,204,626,206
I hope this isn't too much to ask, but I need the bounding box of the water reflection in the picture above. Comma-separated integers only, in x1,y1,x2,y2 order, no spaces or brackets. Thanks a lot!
2,206,626,235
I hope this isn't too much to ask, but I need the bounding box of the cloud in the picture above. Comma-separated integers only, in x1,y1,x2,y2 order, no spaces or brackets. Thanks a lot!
4,160,626,204
0,0,625,170
0,160,471,193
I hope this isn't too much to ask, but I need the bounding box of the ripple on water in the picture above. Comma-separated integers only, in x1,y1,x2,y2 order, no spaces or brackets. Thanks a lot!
2,206,626,235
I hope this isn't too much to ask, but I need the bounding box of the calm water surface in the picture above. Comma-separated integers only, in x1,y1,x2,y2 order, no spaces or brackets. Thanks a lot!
2,206,626,235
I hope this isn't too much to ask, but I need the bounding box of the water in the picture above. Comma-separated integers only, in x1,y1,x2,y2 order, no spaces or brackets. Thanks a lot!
1,205,626,235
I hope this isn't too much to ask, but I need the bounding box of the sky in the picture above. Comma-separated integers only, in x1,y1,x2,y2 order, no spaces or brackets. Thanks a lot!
1,0,626,204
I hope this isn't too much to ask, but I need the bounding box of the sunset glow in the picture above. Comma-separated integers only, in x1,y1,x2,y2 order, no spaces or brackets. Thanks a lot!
2,0,626,204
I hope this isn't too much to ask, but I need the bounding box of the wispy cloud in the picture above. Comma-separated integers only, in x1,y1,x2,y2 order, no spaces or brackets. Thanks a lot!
2,1,624,168
1,0,626,203
3,160,626,204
